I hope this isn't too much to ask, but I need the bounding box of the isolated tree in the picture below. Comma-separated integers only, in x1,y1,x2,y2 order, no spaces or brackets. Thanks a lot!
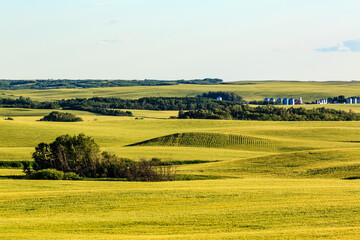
32,134,101,177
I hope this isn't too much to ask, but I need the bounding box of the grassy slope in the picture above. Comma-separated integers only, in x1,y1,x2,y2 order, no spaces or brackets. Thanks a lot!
2,81,360,102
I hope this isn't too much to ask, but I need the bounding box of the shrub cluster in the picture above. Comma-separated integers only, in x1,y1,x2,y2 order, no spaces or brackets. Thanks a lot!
29,169,65,180
28,169,82,180
0,161,33,169
39,111,83,122
30,134,176,181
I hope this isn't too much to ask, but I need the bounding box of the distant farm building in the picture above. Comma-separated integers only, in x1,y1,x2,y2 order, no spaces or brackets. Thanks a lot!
289,98,295,105
263,97,302,105
216,96,223,101
345,97,359,104
316,99,328,104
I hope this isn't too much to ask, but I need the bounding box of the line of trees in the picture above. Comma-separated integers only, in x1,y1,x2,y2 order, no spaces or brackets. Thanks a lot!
0,92,242,113
58,96,237,111
0,95,239,112
199,91,243,102
178,105,360,121
0,97,133,116
0,96,59,109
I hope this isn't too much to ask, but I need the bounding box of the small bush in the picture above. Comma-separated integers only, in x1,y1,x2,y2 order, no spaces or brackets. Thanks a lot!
29,169,64,180
0,161,33,169
63,172,82,180
4,117,14,120
39,111,83,122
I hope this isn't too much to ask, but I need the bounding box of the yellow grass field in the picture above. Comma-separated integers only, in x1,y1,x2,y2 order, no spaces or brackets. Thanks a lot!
2,82,360,239
2,178,360,240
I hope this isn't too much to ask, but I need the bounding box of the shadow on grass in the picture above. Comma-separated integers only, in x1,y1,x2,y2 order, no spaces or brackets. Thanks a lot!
0,174,225,181
343,176,360,180
0,175,26,180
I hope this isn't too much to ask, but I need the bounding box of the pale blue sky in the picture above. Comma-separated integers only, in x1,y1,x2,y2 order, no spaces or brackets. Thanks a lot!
1,0,359,80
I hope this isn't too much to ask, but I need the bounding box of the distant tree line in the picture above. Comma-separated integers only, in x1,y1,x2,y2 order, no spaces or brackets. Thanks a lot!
0,97,132,116
199,91,243,102
178,105,360,121
0,96,59,109
0,91,242,114
2,93,360,121
58,96,238,111
248,100,277,105
328,95,347,104
28,134,176,181
0,78,223,90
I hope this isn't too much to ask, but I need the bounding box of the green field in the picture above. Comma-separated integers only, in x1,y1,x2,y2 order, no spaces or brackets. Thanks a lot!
2,82,360,239
2,81,360,102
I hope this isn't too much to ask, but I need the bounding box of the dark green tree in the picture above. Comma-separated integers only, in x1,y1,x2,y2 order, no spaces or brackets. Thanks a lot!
32,134,101,177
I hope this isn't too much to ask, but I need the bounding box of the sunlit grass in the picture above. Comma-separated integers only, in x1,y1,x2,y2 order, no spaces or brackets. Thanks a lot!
3,105,360,239
1,178,360,239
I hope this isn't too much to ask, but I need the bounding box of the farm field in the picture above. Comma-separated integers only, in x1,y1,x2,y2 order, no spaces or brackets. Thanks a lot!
2,81,360,102
2,94,360,238
1,178,360,240
4,0,360,237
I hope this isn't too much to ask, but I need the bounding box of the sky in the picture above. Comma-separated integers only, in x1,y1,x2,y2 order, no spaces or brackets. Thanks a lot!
0,0,360,81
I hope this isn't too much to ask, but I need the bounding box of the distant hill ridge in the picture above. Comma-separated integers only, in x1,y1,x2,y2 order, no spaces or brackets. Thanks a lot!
0,78,223,90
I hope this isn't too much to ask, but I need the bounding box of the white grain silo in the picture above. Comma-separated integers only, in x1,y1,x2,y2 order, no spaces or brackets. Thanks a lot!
283,98,289,105
289,98,295,105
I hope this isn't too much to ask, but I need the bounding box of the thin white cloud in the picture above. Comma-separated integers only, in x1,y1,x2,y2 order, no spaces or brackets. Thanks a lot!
86,3,104,8
273,47,287,52
316,39,360,52
109,18,122,25
98,38,131,45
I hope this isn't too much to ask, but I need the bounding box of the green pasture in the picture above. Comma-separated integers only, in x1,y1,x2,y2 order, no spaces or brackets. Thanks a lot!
3,106,360,239
2,81,360,102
